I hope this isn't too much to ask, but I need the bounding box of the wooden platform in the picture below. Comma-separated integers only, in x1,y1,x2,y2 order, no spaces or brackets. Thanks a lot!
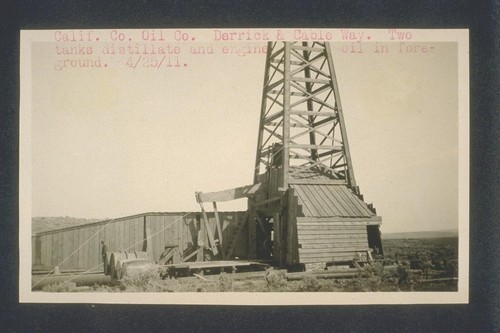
162,260,270,278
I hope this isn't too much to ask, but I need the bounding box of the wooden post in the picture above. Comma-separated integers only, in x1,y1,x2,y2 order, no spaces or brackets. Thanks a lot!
195,192,219,259
273,212,282,267
247,206,257,259
200,203,218,256
144,216,154,260
282,42,291,190
178,215,183,257
213,202,223,247
286,188,298,265
35,235,42,265
142,216,147,252
291,195,300,264
197,215,204,262
302,41,318,162
325,42,356,188
253,41,273,184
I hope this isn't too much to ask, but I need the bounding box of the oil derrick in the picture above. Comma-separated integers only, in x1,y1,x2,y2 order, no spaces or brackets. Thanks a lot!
248,41,383,269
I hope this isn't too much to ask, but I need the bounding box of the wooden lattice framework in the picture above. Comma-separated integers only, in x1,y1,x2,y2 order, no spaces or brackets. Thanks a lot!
253,41,357,190
245,41,382,267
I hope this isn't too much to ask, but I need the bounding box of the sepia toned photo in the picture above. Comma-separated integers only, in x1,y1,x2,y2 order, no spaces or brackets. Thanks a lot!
19,29,469,304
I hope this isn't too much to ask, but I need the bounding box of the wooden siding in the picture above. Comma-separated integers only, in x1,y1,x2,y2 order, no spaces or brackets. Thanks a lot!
33,212,247,271
292,184,374,218
296,217,373,264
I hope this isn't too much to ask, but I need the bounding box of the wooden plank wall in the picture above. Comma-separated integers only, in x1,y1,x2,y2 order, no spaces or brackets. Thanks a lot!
32,236,39,265
34,212,247,270
180,212,248,259
219,211,248,258
296,217,372,264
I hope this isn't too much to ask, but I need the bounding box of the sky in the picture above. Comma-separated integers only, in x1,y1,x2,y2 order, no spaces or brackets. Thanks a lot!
29,32,461,233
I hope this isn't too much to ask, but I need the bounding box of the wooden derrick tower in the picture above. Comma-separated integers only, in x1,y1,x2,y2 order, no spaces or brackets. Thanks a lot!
247,41,383,268
196,41,382,269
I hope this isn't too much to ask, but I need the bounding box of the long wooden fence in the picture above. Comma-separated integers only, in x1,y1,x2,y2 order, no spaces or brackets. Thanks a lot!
32,211,248,271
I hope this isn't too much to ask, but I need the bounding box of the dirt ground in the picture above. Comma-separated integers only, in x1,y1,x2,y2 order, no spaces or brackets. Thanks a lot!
41,237,459,293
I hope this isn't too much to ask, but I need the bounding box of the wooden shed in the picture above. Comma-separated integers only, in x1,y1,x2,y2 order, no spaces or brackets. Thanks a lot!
241,166,383,269
32,211,247,272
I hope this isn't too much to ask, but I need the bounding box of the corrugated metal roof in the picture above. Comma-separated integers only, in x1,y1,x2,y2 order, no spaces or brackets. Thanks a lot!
292,184,374,217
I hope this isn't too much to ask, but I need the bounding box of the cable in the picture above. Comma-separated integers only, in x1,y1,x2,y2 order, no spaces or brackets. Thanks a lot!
39,212,192,288
31,218,116,289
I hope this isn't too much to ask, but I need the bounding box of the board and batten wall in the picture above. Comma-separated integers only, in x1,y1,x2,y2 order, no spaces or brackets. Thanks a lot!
32,211,248,271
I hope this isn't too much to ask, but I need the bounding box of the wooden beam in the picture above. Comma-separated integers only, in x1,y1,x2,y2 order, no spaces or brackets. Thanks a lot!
291,76,331,84
269,90,307,97
270,44,284,59
265,93,284,106
249,196,281,207
286,188,298,265
193,273,209,281
301,44,319,163
318,149,342,158
283,42,291,190
291,194,300,264
297,216,382,223
197,183,265,203
289,179,347,185
255,215,267,235
264,125,283,140
263,111,283,124
266,121,308,128
290,110,336,117
197,216,204,262
247,208,257,259
289,144,342,151
313,116,336,127
265,78,285,93
144,216,153,260
289,83,334,110
183,247,203,262
288,120,336,143
290,45,324,52
299,247,370,254
274,212,284,267
213,202,223,247
225,212,249,259
289,48,330,79
325,42,357,188
199,203,218,256
286,271,359,280
179,269,288,282
271,58,302,65
290,56,320,77
255,206,280,216
158,247,177,265
254,42,273,184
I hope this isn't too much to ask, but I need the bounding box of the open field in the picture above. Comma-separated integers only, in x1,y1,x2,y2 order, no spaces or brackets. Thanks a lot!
381,237,458,291
38,237,459,293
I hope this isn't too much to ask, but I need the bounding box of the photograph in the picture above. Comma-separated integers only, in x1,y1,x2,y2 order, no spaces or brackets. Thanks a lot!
20,28,469,304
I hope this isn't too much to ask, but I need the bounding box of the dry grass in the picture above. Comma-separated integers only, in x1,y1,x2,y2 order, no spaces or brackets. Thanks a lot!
42,238,458,293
